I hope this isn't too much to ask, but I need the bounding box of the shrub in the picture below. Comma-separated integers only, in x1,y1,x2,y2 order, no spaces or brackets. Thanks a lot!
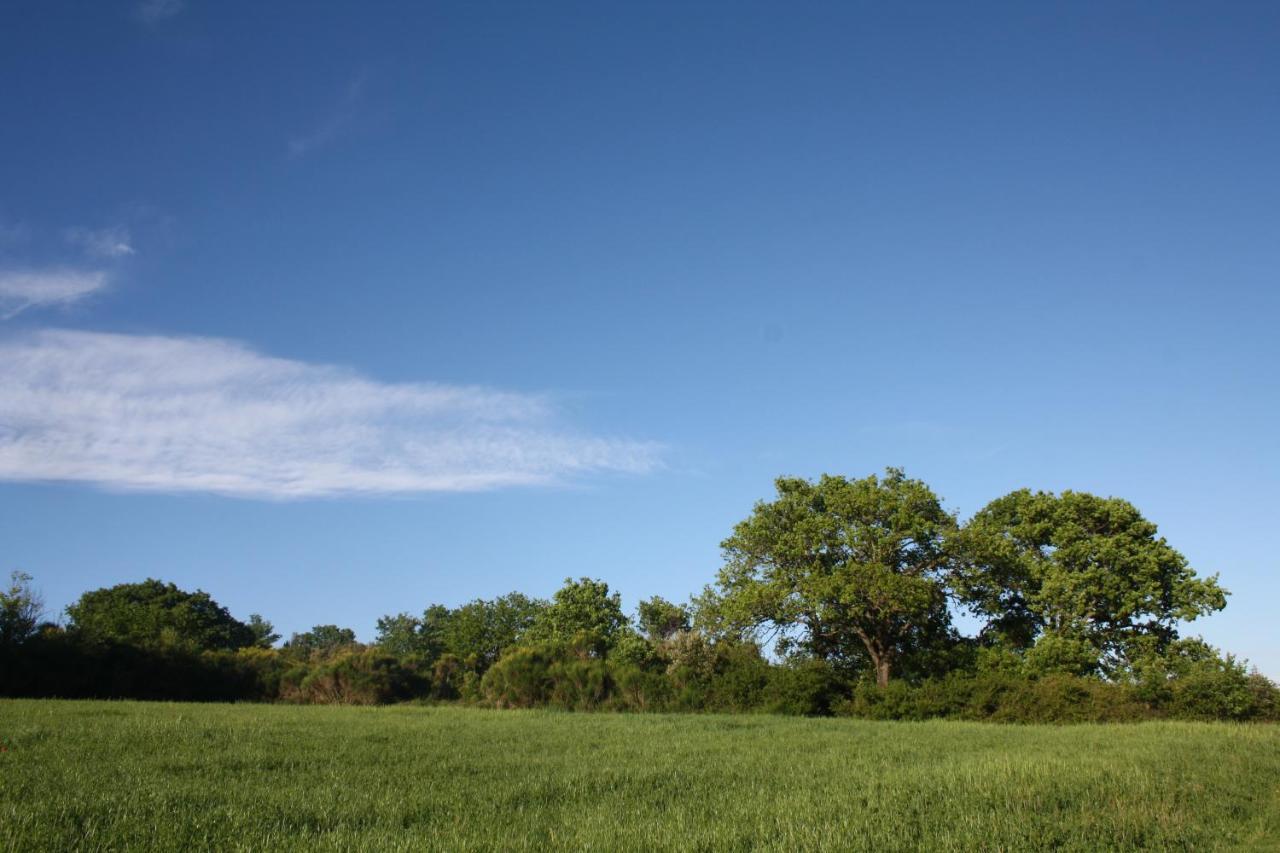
480,646,557,709
763,660,846,716
612,666,673,711
839,673,1155,723
279,650,421,705
428,653,464,700
547,658,613,710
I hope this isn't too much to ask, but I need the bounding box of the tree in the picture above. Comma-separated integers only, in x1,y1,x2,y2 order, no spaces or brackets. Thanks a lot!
375,612,423,658
441,593,546,672
954,489,1227,675
285,624,358,658
375,605,453,660
636,596,691,642
65,579,255,652
529,577,629,654
0,571,43,648
246,614,280,648
705,469,957,687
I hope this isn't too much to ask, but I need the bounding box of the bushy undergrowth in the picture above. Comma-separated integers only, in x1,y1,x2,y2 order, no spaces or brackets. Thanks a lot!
474,636,1279,722
3,628,1276,723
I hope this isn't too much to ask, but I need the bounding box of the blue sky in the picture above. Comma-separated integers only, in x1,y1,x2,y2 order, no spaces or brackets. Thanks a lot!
1,1,1276,675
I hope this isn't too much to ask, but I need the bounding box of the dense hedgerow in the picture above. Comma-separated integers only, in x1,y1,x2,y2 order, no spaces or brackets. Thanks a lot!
3,626,1277,721
468,636,1279,722
3,471,1277,722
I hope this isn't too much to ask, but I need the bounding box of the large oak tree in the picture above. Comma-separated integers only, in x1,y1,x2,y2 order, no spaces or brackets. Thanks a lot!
954,489,1227,675
704,468,957,687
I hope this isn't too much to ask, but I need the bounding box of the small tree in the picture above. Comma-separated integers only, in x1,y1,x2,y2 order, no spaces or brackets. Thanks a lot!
285,624,358,658
529,577,629,654
375,612,422,658
0,571,43,648
246,614,280,648
442,593,546,672
375,605,452,660
637,596,691,642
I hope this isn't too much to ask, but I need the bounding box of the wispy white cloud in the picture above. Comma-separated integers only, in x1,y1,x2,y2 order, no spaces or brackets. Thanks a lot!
0,329,660,499
289,73,368,158
65,226,135,259
0,270,108,319
136,0,184,24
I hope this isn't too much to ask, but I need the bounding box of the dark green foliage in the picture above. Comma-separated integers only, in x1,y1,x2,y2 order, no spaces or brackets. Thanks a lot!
658,636,776,712
636,596,691,641
705,469,958,687
843,674,1150,723
0,571,42,649
477,634,837,715
548,657,613,709
1,468,1272,722
954,489,1227,675
4,612,1276,720
439,593,546,673
427,653,464,700
839,668,1280,723
1127,639,1276,721
284,624,357,658
698,641,772,711
0,629,279,701
245,614,279,648
528,577,628,654
374,612,429,659
608,628,662,670
279,649,422,705
480,644,570,709
611,665,674,711
762,659,845,716
65,579,255,653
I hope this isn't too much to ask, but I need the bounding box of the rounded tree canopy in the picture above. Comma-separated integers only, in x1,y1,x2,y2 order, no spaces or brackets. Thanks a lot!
706,468,959,687
65,578,256,653
954,489,1227,673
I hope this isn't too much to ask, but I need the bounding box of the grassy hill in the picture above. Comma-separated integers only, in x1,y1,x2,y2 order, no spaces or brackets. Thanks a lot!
2,700,1277,850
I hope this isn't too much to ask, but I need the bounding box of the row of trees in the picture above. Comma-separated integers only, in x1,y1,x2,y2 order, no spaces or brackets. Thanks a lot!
703,469,1227,686
1,469,1273,720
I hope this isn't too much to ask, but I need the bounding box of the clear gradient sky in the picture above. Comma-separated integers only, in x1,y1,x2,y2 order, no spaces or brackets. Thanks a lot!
1,1,1276,675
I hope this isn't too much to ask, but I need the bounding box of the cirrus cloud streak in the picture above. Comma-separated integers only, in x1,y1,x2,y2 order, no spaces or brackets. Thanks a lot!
0,329,660,498
0,270,108,319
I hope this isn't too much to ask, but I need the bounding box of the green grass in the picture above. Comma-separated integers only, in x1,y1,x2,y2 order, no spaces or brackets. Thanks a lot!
1,701,1277,851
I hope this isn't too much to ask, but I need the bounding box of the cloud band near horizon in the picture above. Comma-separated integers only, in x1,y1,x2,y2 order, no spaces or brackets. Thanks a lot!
0,329,660,498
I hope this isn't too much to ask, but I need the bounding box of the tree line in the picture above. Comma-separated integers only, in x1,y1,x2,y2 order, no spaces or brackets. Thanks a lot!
2,469,1275,721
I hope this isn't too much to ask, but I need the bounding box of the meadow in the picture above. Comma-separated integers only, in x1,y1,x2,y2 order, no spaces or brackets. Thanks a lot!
1,700,1277,851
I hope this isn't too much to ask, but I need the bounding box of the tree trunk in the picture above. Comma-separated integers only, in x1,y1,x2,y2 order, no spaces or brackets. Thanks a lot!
874,656,891,689
854,628,894,688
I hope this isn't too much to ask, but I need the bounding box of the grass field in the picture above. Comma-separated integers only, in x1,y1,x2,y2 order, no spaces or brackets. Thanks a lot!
1,700,1277,851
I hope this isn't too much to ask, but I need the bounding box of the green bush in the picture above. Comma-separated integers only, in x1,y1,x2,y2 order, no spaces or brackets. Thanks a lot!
279,650,422,705
6,611,1276,720
1245,672,1280,721
702,642,771,712
547,658,613,710
763,660,846,716
479,645,558,709
611,666,673,711
663,636,773,712
840,674,1143,722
